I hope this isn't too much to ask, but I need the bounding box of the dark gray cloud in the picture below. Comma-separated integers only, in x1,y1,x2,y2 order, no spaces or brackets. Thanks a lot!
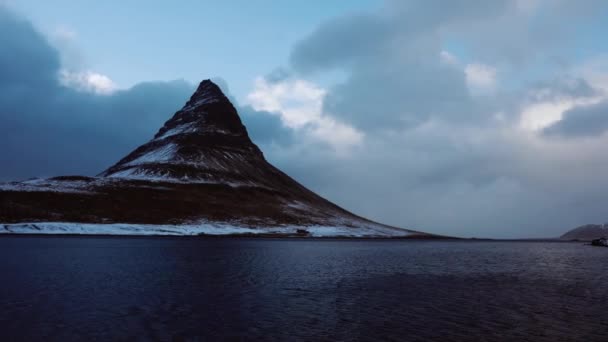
0,8,60,88
322,63,473,130
262,0,608,238
544,101,608,138
291,1,510,73
529,78,599,101
289,0,608,132
239,106,294,146
0,8,196,180
289,2,502,131
291,13,391,74
0,7,292,181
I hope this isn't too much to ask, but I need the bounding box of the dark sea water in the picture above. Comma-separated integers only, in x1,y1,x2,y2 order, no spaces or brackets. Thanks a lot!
0,237,606,341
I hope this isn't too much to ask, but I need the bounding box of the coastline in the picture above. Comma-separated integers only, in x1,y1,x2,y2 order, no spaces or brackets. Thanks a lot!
0,231,576,242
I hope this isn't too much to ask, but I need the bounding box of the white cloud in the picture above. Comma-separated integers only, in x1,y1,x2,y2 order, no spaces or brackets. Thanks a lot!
464,63,497,95
519,94,605,132
247,77,325,127
48,26,110,94
247,77,363,152
439,50,459,65
52,26,77,41
520,99,582,131
441,53,498,96
520,59,608,131
59,70,117,95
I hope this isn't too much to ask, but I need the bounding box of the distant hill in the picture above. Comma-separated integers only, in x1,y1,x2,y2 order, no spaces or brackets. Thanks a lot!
560,224,608,241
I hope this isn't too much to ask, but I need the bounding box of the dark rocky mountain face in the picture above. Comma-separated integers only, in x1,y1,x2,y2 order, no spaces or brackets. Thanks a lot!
0,80,426,237
100,80,266,184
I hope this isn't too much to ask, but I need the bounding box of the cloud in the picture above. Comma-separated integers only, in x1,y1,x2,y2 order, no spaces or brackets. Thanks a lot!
543,100,608,137
208,76,297,147
0,7,60,88
0,7,292,182
256,0,608,238
59,70,117,95
439,50,459,65
519,78,604,131
289,2,493,132
247,76,363,151
53,26,77,41
464,63,497,95
248,77,326,127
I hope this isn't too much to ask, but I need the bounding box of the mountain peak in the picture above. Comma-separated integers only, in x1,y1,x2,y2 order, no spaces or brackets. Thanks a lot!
152,79,247,140
185,79,228,108
100,78,260,181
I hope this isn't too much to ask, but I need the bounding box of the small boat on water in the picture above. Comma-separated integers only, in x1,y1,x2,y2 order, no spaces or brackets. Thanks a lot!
591,237,608,247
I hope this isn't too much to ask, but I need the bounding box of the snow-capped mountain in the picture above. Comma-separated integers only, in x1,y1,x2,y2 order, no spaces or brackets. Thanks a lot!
0,80,431,237
100,80,267,185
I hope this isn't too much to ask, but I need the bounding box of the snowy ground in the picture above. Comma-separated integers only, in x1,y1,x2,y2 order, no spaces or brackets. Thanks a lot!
0,222,416,238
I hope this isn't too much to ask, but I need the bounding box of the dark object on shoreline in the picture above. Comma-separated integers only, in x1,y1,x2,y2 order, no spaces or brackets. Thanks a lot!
296,229,310,236
591,237,608,247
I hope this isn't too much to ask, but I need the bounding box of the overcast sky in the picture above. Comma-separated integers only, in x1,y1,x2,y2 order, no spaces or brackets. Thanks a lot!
2,0,608,238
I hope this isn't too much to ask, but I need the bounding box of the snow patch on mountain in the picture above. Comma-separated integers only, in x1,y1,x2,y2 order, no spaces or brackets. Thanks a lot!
124,143,178,167
155,123,199,140
183,94,221,111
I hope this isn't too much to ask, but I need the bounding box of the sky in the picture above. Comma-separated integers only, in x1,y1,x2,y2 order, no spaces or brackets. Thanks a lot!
3,0,378,98
1,0,608,238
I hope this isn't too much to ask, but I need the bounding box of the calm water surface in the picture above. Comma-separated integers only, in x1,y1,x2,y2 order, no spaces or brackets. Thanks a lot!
0,237,606,341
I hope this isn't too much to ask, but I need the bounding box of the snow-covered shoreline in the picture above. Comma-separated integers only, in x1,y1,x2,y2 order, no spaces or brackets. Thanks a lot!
0,222,415,238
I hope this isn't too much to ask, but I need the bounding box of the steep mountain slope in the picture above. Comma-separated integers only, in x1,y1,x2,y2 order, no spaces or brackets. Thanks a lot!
0,80,430,237
100,80,266,184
